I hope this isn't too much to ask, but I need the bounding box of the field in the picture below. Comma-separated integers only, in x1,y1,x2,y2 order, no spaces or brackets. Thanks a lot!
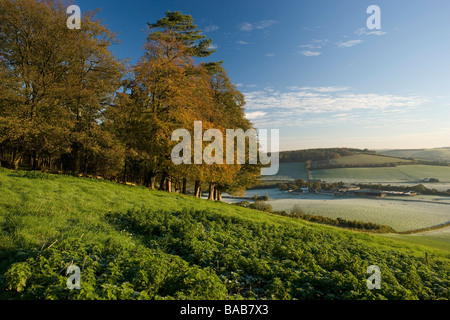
269,159,450,192
226,188,450,236
0,168,449,300
262,161,308,181
267,196,450,234
309,165,450,191
382,228,450,253
378,148,450,162
312,153,413,168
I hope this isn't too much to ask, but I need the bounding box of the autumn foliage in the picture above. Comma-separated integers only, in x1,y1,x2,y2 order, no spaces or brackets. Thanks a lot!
0,1,261,199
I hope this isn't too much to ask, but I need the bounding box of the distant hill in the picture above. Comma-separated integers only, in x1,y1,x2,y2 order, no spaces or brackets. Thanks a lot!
278,148,369,163
310,153,413,170
378,148,450,163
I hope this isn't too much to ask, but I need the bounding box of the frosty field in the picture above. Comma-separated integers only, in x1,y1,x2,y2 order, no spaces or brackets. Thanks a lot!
267,197,450,233
262,161,308,181
223,188,450,236
309,165,450,191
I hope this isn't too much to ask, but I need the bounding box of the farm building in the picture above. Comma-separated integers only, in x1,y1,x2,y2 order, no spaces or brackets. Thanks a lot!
423,178,439,182
341,185,360,192
330,185,360,194
385,191,418,196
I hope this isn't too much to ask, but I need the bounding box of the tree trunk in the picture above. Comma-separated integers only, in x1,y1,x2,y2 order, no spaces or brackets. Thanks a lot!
194,180,200,197
12,156,21,171
182,178,187,194
166,176,172,193
159,173,166,191
123,159,127,183
12,147,20,170
208,183,214,200
144,170,155,189
214,187,221,201
72,143,81,176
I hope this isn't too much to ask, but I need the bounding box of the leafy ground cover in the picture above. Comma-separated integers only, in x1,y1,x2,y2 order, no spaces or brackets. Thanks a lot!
0,169,448,300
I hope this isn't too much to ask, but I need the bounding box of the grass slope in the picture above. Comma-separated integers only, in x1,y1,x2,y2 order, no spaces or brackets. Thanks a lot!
0,169,448,300
316,154,413,167
310,165,450,184
379,148,450,163
262,161,308,181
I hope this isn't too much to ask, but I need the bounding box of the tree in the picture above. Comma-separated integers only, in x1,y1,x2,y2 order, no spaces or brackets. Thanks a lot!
0,0,124,176
148,11,216,58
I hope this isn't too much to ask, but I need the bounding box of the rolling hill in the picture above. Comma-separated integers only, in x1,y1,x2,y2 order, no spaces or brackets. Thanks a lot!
0,168,449,300
378,148,450,163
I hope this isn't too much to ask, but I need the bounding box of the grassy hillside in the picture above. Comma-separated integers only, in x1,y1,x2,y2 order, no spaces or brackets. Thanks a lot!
262,161,309,181
0,168,448,300
379,148,450,163
310,165,450,184
310,154,413,170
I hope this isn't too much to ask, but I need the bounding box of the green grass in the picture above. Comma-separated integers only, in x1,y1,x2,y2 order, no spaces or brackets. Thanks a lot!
397,165,450,182
310,166,411,182
379,148,450,163
262,161,308,181
309,165,450,184
382,231,450,253
0,168,449,300
327,154,412,166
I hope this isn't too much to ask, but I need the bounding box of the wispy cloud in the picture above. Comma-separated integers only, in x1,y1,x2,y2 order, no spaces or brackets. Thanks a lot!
242,86,428,128
203,25,219,32
208,44,218,50
299,44,322,49
287,86,351,93
265,53,276,57
337,40,363,48
300,50,322,56
237,40,249,45
238,20,278,32
245,111,267,120
298,39,328,56
355,28,387,36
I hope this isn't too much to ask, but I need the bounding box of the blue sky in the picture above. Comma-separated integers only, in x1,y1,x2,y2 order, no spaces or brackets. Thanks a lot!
74,0,450,151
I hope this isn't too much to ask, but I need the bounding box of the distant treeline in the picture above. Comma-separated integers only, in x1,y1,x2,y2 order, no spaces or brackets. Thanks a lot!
309,161,413,170
235,202,396,233
357,183,450,196
278,148,366,163
274,206,396,233
310,160,450,170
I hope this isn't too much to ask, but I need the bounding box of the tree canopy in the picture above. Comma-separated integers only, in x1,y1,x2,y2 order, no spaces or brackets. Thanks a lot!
0,1,262,200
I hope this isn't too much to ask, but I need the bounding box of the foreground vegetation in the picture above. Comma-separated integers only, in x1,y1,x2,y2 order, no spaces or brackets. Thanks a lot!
0,169,449,300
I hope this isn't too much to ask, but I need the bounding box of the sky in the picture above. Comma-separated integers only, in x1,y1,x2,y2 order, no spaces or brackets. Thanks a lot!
73,0,450,151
